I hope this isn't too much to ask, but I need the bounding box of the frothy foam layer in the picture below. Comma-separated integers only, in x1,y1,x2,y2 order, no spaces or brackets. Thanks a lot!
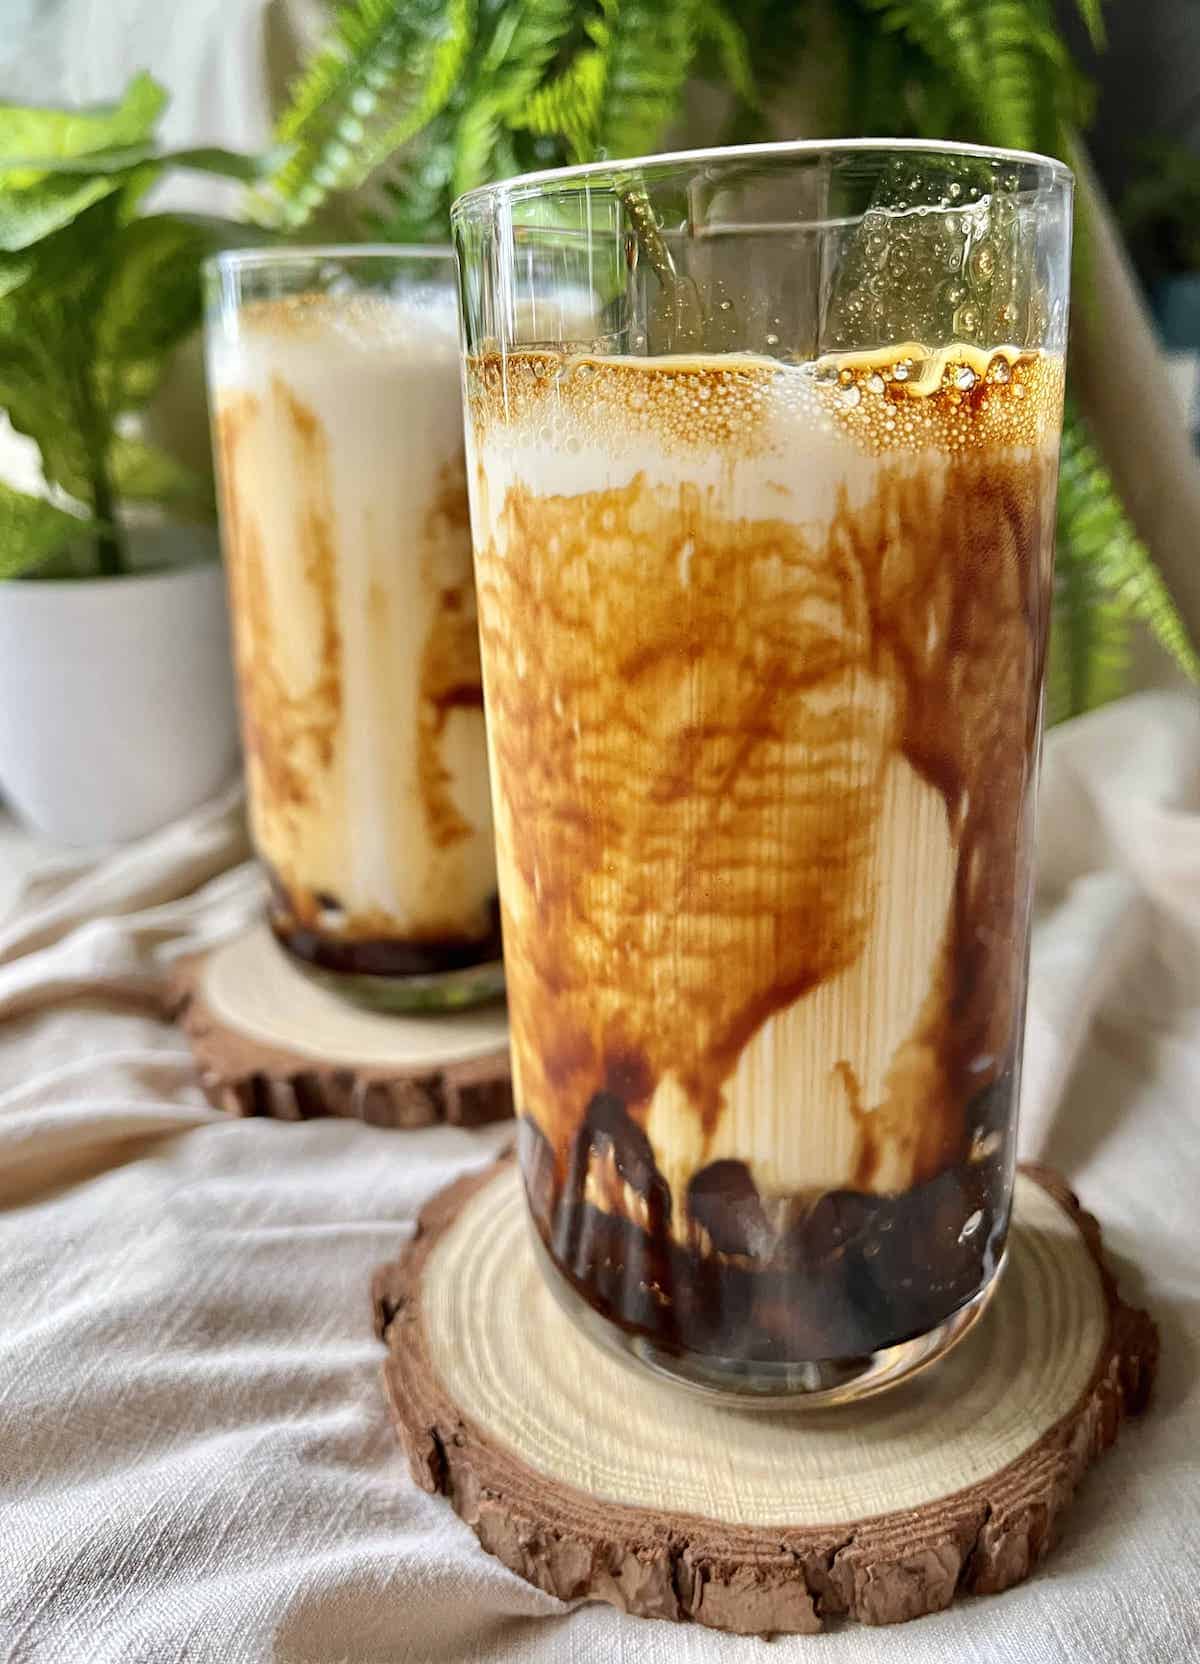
466,344,1063,569
466,341,1060,467
210,292,461,370
466,343,1061,1226
210,295,496,952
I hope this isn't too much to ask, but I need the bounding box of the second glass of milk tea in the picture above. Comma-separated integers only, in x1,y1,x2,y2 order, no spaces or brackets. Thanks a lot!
454,142,1072,1401
205,248,501,1010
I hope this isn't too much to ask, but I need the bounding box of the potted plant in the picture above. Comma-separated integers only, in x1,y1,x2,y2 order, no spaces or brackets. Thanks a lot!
0,72,264,844
251,0,1200,722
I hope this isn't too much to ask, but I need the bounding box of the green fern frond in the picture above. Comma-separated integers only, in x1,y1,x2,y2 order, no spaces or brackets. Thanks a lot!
515,45,607,161
860,0,1063,153
595,0,700,160
513,0,704,163
1048,520,1130,726
372,102,460,240
452,95,503,198
479,0,577,112
266,0,474,226
288,0,757,234
452,0,577,193
1050,406,1200,722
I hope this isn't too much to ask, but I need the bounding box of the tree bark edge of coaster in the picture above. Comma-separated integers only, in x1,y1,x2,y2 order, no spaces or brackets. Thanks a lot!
372,1156,1158,1635
169,931,513,1130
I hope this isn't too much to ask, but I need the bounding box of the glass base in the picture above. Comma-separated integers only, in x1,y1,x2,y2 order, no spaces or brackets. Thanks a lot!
530,1224,1005,1408
289,954,506,1014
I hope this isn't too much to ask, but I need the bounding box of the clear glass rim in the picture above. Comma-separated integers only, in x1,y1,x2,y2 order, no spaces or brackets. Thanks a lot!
204,243,453,278
451,137,1073,219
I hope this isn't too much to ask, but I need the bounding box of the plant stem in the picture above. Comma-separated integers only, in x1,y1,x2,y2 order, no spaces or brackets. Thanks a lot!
90,450,124,578
70,336,125,578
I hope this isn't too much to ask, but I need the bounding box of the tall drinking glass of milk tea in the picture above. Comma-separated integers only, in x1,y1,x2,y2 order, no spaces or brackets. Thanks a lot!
205,248,501,1012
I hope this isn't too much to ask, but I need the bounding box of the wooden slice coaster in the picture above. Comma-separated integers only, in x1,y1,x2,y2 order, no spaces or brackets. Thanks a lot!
170,922,512,1128
373,1155,1157,1635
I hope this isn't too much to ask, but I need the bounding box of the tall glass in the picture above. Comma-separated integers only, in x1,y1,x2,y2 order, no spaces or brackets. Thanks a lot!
205,248,502,1011
453,142,1072,1401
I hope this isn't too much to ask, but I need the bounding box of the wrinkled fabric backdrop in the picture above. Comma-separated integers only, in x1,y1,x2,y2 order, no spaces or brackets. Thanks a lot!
1,5,1198,1658
0,692,1198,1664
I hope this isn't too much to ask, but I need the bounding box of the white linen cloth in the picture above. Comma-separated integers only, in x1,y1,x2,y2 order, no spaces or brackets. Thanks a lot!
0,691,1198,1664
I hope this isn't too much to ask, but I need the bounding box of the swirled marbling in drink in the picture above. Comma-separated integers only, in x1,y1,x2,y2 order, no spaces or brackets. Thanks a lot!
465,340,1062,1365
209,294,499,984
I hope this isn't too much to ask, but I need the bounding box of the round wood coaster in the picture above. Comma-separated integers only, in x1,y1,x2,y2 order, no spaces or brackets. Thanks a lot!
170,922,512,1127
372,1155,1157,1635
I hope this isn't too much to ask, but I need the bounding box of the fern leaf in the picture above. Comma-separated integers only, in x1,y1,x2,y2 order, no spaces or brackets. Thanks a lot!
515,48,607,161
268,0,474,226
514,0,702,163
452,95,502,198
595,0,700,160
451,0,577,196
481,0,577,112
1048,523,1129,725
379,110,458,231
861,0,1059,153
1050,406,1200,721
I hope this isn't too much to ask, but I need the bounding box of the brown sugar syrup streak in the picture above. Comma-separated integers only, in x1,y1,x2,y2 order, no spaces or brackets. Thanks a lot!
469,344,1063,1363
215,360,499,978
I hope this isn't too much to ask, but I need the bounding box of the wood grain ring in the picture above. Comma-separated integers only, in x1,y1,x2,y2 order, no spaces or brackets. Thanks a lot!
373,1155,1156,1634
170,923,513,1128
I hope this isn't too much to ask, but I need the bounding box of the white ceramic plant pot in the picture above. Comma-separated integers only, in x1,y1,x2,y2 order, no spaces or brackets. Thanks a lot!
0,527,239,845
